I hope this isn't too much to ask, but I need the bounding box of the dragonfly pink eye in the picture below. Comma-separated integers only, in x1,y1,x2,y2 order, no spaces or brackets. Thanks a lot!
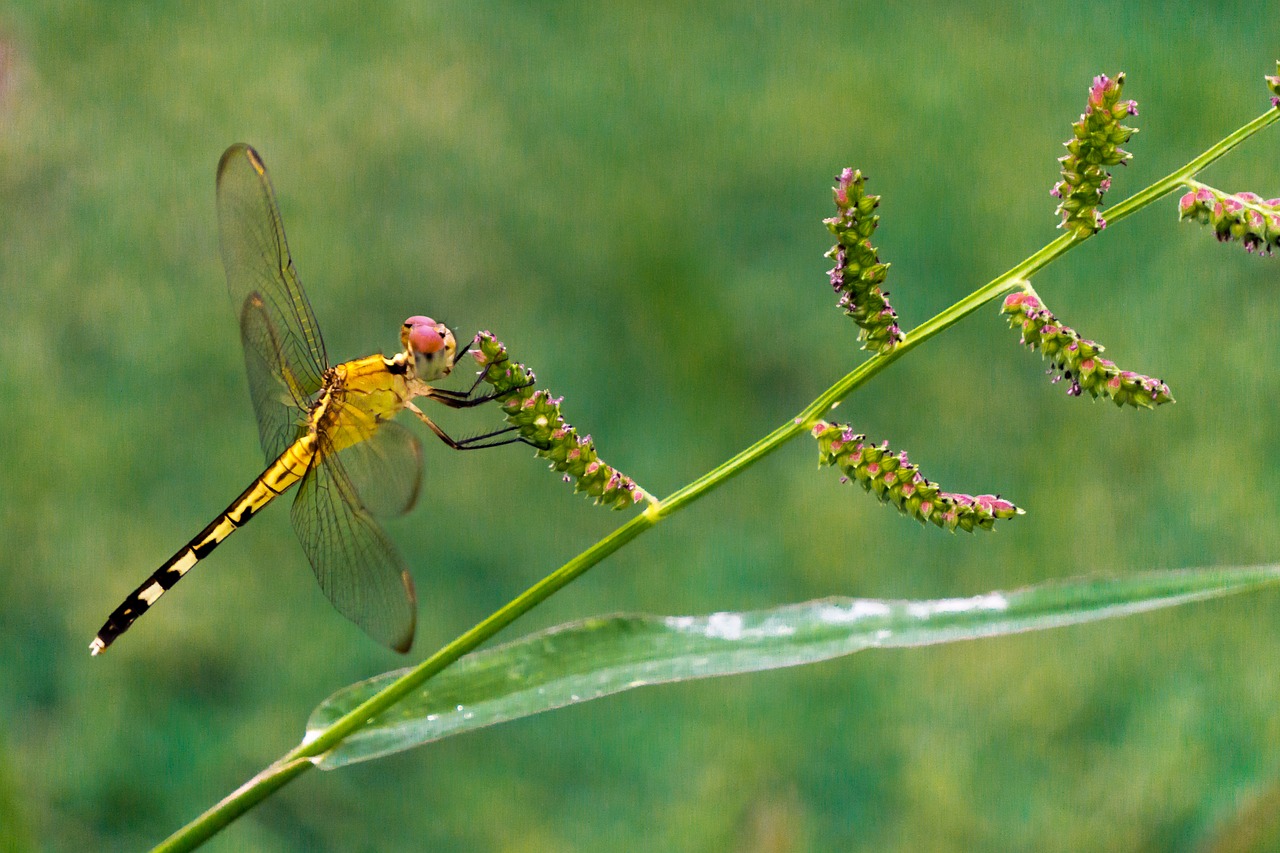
405,318,445,355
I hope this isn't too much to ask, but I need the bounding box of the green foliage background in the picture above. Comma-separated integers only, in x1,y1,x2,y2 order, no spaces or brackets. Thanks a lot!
3,3,1280,850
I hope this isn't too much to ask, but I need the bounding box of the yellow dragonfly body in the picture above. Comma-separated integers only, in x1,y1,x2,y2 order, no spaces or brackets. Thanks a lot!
91,144,505,655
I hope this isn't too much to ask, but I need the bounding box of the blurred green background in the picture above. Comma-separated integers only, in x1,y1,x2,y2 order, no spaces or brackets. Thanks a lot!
3,3,1280,851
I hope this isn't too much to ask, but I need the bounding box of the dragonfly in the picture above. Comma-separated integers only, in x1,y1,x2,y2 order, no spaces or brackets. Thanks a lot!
91,143,519,655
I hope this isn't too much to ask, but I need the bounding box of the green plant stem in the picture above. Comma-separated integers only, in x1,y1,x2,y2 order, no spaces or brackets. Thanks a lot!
151,759,312,853
152,106,1280,853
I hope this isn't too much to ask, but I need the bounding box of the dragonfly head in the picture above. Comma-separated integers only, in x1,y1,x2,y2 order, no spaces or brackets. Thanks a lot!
402,316,457,380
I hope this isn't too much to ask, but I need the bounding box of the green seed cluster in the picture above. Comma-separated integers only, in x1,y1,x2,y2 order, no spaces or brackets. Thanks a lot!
813,421,1021,533
472,332,651,510
1002,288,1173,409
1052,73,1138,238
824,168,904,355
1179,185,1280,255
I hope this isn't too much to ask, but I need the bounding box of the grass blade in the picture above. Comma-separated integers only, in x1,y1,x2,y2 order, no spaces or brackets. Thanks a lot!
307,564,1280,769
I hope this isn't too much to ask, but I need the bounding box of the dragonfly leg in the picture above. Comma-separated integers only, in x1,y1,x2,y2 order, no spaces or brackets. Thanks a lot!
405,401,542,450
436,347,538,403
428,377,536,409
454,424,530,449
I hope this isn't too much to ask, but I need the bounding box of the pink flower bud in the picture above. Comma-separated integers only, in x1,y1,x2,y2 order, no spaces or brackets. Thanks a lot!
471,331,653,509
1001,281,1173,409
813,421,1022,533
824,169,905,355
1054,72,1137,237
1181,182,1280,256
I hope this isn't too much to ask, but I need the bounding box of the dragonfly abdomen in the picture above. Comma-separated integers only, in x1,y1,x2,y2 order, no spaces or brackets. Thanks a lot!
89,436,317,655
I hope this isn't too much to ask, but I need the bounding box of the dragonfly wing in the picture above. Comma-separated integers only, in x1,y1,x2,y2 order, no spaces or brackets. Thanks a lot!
334,420,424,517
217,144,328,454
239,294,309,461
292,444,417,652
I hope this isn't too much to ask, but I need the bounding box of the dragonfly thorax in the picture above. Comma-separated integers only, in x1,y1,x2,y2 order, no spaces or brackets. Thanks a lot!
401,316,457,381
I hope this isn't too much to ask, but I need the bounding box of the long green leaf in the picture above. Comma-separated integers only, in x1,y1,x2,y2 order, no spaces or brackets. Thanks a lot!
306,565,1280,768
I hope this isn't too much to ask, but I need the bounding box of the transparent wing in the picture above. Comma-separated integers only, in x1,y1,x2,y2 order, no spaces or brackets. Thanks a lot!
335,420,424,518
292,443,418,653
238,295,309,461
217,143,328,456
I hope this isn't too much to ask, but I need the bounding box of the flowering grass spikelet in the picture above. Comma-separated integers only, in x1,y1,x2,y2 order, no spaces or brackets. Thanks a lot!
1178,183,1280,255
812,421,1021,533
824,168,904,355
1266,60,1280,107
1001,283,1173,409
471,331,652,509
1052,73,1138,238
